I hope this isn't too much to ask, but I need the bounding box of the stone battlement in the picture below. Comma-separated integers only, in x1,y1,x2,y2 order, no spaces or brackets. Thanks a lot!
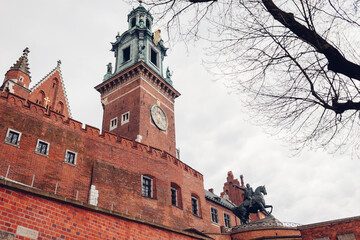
0,90,203,181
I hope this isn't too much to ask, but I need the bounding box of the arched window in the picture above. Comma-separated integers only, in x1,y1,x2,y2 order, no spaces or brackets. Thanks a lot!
170,183,182,208
191,193,201,217
131,17,136,28
146,19,150,29
39,90,45,105
52,78,58,88
57,101,64,114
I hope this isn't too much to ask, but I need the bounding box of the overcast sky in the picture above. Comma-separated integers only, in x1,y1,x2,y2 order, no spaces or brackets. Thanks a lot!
1,0,359,225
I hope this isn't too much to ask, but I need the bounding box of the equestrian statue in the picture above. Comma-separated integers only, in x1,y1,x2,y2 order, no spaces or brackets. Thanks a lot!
232,183,273,224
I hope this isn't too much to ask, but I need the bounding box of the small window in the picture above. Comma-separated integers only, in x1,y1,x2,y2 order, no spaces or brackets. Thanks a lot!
5,128,21,146
64,150,77,165
211,207,219,224
142,175,153,198
19,76,24,82
121,112,130,125
171,187,177,206
123,46,131,63
110,117,118,130
146,19,150,29
131,17,136,28
171,183,182,208
35,139,50,156
150,48,158,67
224,213,231,228
192,196,199,216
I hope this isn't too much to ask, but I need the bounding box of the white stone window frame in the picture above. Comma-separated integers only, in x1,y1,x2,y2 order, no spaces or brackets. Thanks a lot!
4,128,22,147
35,139,50,157
109,117,118,131
224,212,232,229
210,207,219,225
64,149,77,166
121,111,130,125
141,175,153,198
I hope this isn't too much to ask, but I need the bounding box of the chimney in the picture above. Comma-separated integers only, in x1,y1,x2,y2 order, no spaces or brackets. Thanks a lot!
240,174,244,187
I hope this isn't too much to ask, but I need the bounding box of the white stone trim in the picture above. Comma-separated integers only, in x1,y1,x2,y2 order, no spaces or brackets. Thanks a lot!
109,117,118,130
64,149,77,165
121,111,130,125
4,128,22,147
35,139,50,156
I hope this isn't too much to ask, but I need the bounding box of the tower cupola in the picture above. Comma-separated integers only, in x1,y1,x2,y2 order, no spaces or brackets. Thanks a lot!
4,48,31,89
1,48,32,98
96,1,180,156
109,2,168,79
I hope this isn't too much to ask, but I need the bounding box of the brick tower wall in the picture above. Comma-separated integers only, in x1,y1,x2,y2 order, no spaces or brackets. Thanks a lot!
0,91,218,232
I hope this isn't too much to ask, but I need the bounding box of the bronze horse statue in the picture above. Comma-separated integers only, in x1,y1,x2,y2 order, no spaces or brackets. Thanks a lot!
232,185,273,224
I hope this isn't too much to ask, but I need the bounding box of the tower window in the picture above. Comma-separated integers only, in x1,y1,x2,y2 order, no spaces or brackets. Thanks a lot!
146,19,150,29
123,46,131,63
110,117,118,130
5,128,22,146
131,17,136,28
150,48,158,67
64,150,77,165
35,139,50,156
142,175,153,198
171,187,177,206
224,213,231,228
211,207,219,224
171,183,182,208
191,195,200,216
121,111,130,125
19,76,24,82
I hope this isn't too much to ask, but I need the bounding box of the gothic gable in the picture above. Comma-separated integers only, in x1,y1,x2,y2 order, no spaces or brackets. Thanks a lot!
28,61,71,118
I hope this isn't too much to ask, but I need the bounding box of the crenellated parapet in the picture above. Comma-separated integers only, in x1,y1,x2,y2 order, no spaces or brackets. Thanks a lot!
0,90,202,181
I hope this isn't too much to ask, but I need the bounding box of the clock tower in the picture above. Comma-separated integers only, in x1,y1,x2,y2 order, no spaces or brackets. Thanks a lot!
95,3,180,156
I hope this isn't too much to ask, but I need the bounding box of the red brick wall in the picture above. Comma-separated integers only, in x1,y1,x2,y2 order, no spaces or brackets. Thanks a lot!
0,182,210,240
99,63,177,156
28,70,70,118
0,91,214,232
5,70,31,89
204,200,239,233
299,217,360,240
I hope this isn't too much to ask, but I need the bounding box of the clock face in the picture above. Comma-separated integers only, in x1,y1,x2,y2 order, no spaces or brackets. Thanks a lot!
150,104,168,131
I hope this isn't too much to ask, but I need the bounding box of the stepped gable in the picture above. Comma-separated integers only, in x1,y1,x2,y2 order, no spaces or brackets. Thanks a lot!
28,60,72,118
8,47,31,77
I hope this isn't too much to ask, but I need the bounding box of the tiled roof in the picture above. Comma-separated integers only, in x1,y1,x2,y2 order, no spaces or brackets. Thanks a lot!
10,48,31,77
204,189,237,210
